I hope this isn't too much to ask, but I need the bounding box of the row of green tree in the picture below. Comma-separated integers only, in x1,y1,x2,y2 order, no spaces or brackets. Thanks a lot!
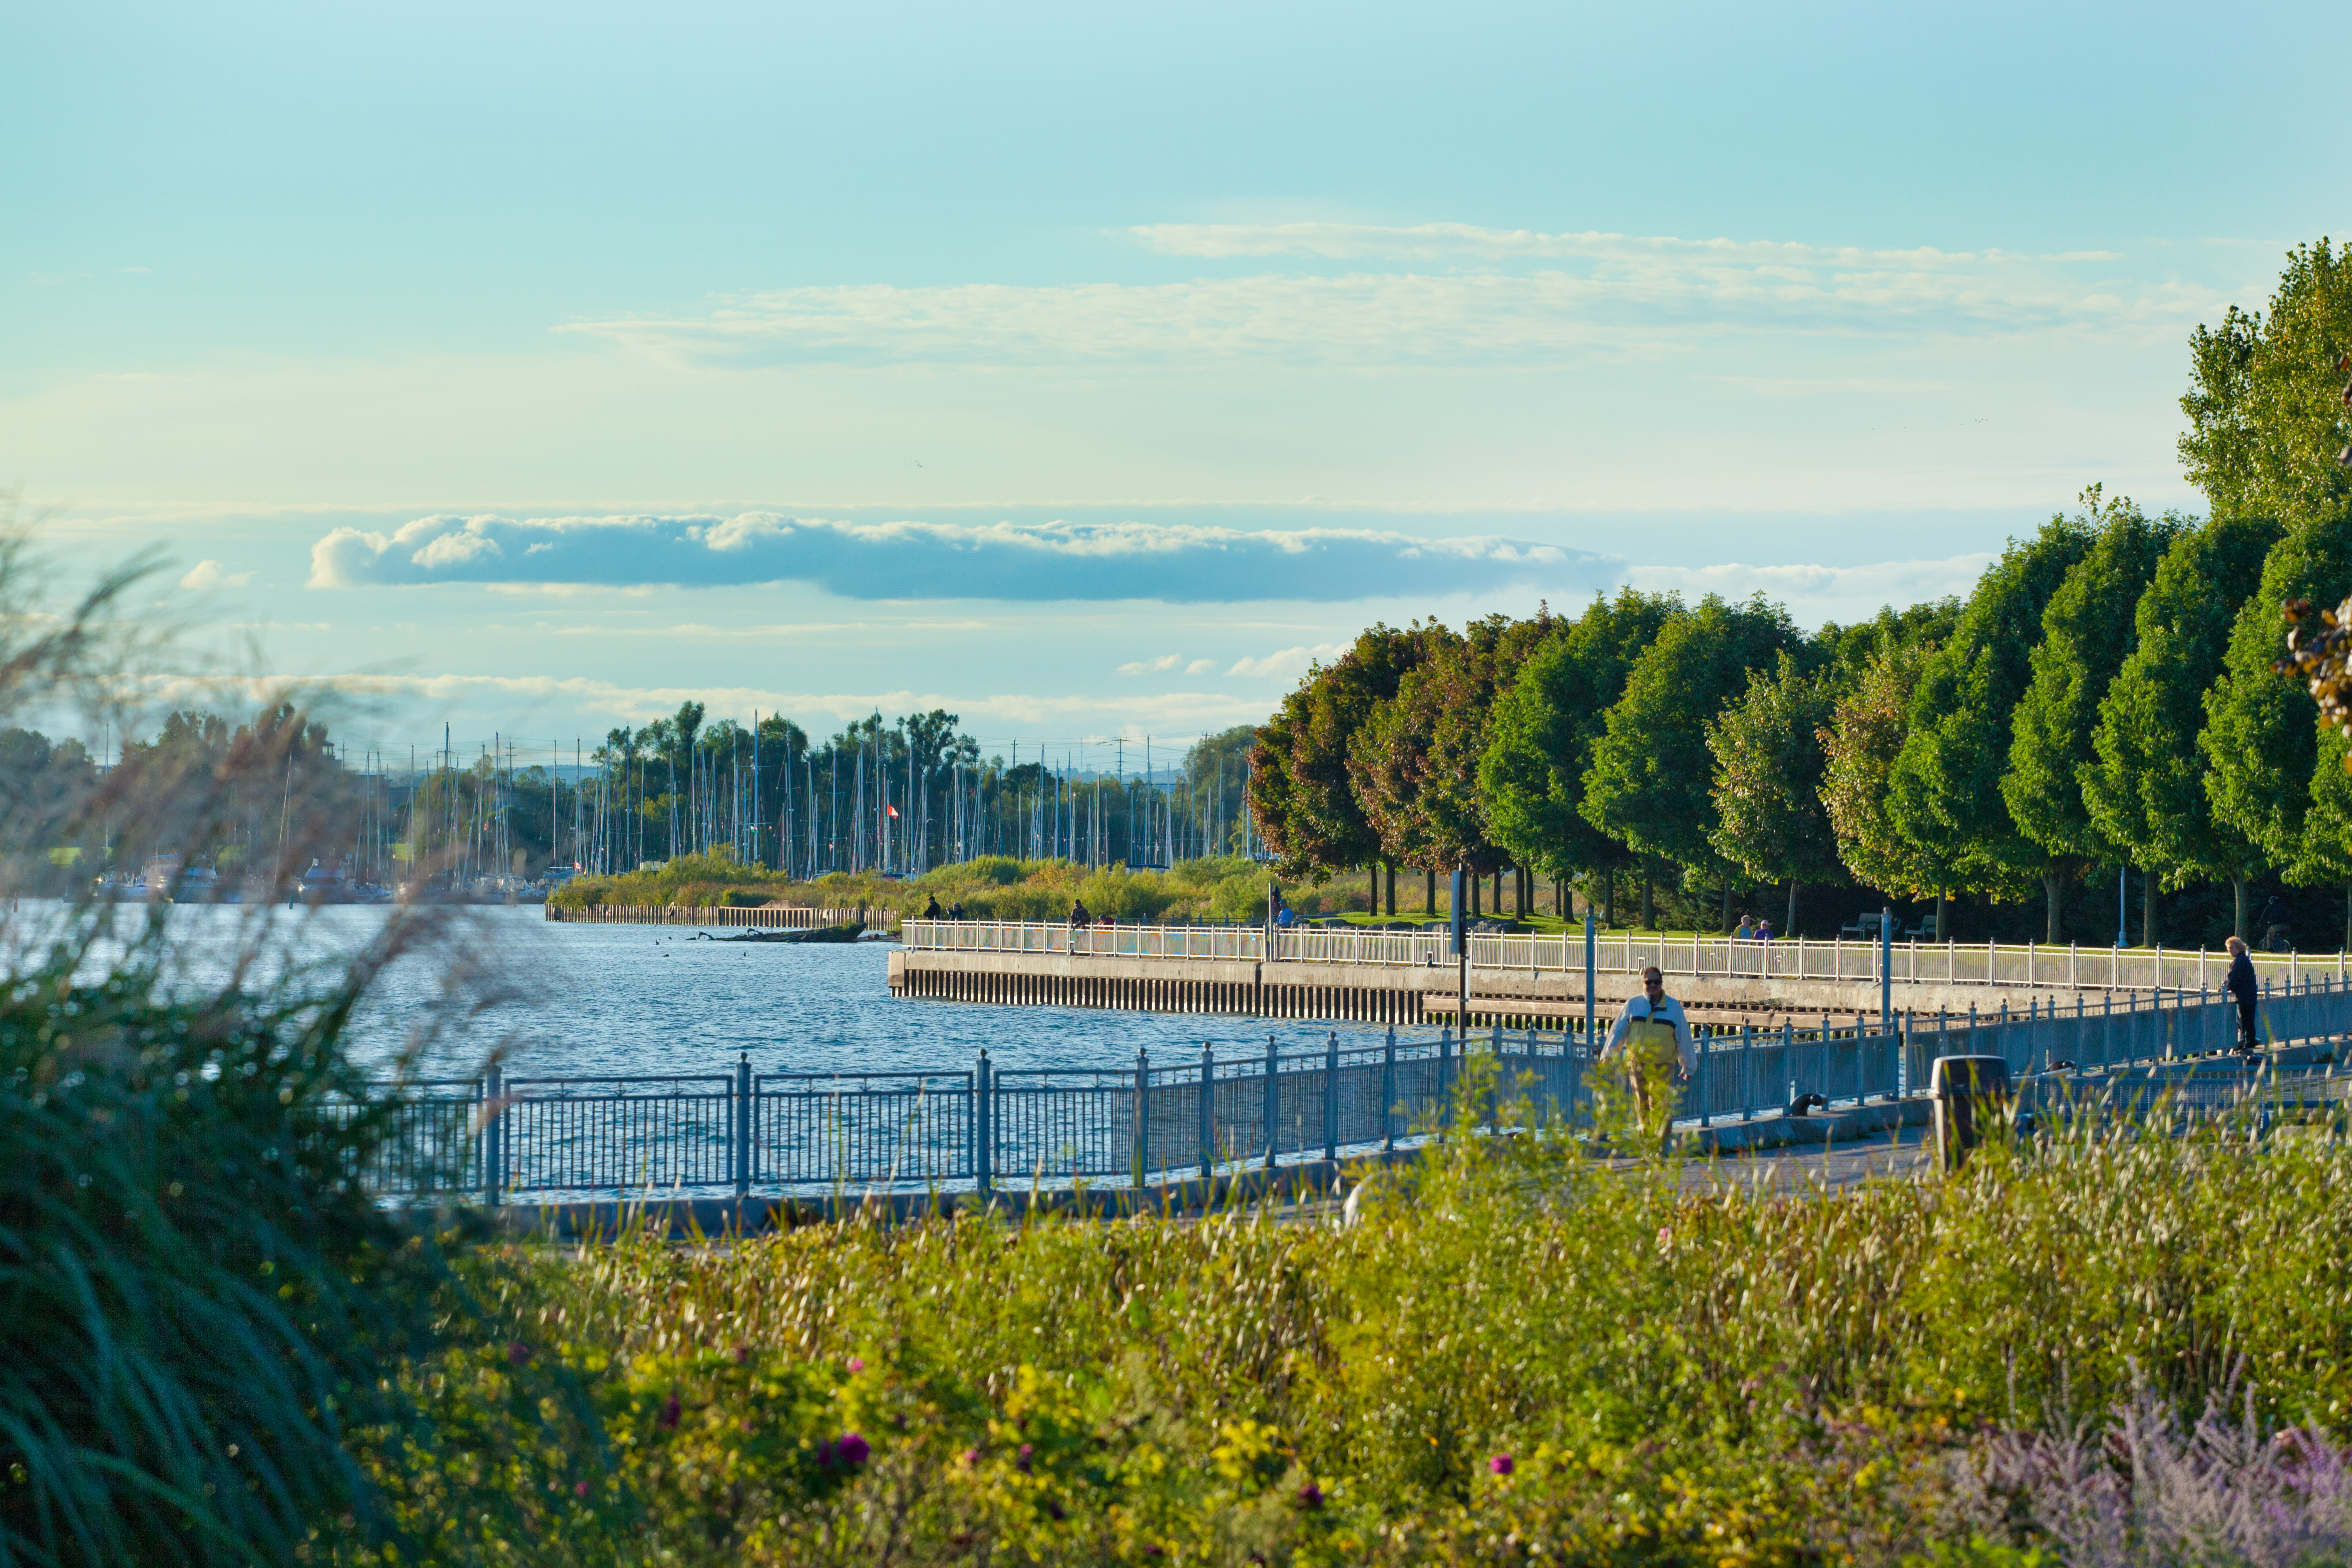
1248,238,2352,944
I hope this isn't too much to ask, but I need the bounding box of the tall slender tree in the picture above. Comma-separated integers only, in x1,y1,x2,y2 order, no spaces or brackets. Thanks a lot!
1888,517,2096,926
2201,514,2352,934
1822,640,1956,928
2084,516,2283,939
1707,652,1842,934
2002,489,2186,938
1582,594,1799,925
1480,589,1682,902
2179,238,2352,527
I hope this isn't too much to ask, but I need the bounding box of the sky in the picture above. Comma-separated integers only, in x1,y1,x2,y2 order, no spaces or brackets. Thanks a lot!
5,0,2349,770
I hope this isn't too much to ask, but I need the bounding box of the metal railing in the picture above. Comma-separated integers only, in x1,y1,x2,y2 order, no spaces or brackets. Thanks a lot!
902,917,2352,994
548,903,864,928
363,976,2352,1201
1469,930,2349,991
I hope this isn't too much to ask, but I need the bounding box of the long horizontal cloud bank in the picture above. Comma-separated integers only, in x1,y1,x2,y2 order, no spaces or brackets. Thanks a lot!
563,224,2226,369
308,513,1614,603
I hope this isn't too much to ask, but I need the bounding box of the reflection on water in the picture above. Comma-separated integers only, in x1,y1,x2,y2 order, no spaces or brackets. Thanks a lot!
0,903,1392,1081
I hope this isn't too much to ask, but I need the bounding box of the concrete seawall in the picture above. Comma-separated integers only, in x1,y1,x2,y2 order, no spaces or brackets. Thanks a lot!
888,946,2169,1028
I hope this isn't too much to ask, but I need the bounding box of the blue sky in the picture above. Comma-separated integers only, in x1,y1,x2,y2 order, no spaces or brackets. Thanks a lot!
6,0,2348,766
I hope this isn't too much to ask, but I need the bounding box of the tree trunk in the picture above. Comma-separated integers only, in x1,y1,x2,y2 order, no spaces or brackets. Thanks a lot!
1425,867,1436,916
1469,873,1480,918
1720,874,1732,933
2233,875,2250,941
1369,860,1378,915
1786,879,1799,936
1385,861,1396,917
1640,861,1654,930
2143,869,2156,949
1936,888,1947,941
2044,872,2063,944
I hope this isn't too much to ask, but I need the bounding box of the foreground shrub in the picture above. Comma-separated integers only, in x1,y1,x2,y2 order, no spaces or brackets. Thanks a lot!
0,907,500,1567
358,1103,2352,1565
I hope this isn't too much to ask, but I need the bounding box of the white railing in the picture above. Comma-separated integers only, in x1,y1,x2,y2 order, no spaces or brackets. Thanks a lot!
1467,932,2349,993
903,919,2352,994
902,919,1267,961
899,920,1450,965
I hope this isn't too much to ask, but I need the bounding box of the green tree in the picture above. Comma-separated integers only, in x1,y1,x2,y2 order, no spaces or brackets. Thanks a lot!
2001,489,2186,937
1823,640,1956,926
1352,612,1559,888
1888,517,2096,930
2202,514,2352,934
1582,594,1800,927
2084,516,2283,939
1479,589,1682,903
1707,652,1842,934
2179,238,2352,526
1248,624,1442,883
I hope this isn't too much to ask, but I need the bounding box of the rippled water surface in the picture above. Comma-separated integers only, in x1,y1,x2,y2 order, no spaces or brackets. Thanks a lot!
7,904,1394,1082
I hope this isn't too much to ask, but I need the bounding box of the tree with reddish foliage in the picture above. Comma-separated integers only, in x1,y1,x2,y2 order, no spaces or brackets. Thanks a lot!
1246,624,1444,889
1350,611,1561,899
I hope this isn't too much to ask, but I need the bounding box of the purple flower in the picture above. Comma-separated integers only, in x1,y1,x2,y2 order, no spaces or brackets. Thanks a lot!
823,1431,869,1468
573,1480,588,1498
1017,1442,1035,1473
1489,1454,1514,1476
1297,1482,1324,1509
847,1356,865,1374
658,1394,680,1430
506,1341,530,1366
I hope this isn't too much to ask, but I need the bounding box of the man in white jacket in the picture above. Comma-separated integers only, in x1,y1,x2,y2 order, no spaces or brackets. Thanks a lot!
1602,965,1694,1145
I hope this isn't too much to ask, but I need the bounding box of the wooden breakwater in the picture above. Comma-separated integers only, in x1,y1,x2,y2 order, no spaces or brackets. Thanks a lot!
546,903,866,929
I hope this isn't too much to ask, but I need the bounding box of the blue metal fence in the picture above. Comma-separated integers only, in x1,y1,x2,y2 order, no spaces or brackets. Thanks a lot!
367,977,2352,1201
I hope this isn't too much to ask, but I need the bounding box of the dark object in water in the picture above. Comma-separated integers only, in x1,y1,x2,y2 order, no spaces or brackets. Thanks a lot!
695,922,864,945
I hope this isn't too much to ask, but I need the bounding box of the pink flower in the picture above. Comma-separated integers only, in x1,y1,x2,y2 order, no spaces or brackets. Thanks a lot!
1016,1443,1035,1473
1489,1454,1514,1476
1297,1482,1324,1509
962,1446,982,1467
847,1356,865,1374
573,1480,588,1497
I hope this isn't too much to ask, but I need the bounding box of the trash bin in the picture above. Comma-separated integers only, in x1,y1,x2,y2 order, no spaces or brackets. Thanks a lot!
1929,1055,2011,1173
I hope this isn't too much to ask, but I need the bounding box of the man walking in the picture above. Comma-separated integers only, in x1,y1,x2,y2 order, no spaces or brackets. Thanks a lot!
1603,964,1695,1149
2225,935,2261,1054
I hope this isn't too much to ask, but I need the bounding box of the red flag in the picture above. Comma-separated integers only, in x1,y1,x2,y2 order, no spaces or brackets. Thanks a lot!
887,804,899,817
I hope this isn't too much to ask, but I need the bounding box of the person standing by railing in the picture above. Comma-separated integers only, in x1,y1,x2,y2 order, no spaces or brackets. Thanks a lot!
2226,935,2261,1053
1602,964,1694,1149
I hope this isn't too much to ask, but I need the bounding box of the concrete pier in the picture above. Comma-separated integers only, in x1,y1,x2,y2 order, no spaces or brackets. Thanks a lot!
885,944,2160,1028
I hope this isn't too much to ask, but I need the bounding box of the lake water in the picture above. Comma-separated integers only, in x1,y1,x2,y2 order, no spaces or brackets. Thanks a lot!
19,905,1396,1082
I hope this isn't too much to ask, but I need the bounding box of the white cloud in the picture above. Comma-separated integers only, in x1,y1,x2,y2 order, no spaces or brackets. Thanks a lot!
1185,658,1217,675
1118,654,1185,674
562,225,2228,370
308,512,1613,604
178,559,253,590
1228,643,1346,680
